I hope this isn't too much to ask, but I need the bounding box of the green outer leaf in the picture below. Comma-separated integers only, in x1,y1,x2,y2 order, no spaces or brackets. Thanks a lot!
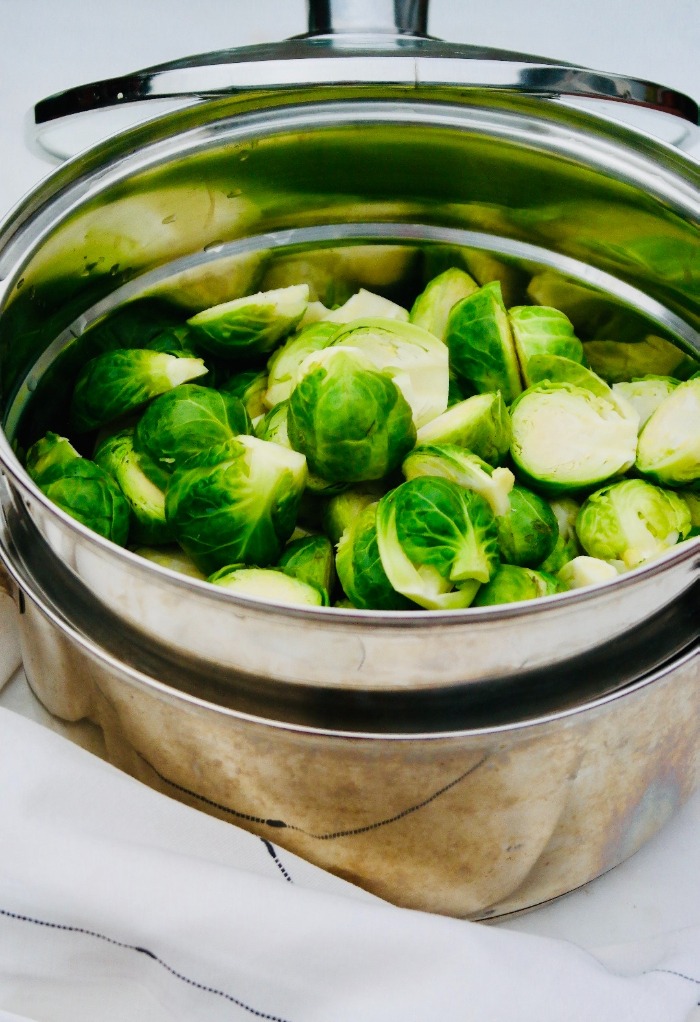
509,305,583,386
70,349,207,432
165,436,307,574
42,460,131,546
287,349,416,483
446,281,522,403
134,383,251,474
335,503,412,611
25,432,80,486
409,268,478,341
496,485,559,568
277,534,335,599
472,564,563,606
94,428,172,546
415,392,511,466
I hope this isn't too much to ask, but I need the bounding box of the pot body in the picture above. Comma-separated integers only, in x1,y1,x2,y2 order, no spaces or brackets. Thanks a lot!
8,543,699,919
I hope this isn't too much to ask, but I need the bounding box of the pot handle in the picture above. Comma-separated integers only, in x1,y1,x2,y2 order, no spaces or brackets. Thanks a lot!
30,0,698,162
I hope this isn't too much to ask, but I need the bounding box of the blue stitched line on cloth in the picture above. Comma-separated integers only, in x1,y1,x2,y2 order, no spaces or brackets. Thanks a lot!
0,906,293,1022
262,840,294,883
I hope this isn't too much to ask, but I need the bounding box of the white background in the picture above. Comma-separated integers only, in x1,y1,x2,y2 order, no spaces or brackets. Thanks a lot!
0,0,698,959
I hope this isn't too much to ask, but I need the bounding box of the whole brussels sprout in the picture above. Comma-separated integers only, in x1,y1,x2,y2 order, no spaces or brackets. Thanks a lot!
472,564,563,606
495,486,559,568
576,478,691,569
134,383,251,474
277,534,335,602
287,348,416,483
25,432,80,486
41,460,131,545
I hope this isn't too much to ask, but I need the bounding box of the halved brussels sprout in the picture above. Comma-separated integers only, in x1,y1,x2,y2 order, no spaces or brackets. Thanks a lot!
323,289,409,324
509,306,583,386
71,349,208,433
165,435,307,574
375,477,499,609
329,318,449,428
277,534,335,601
537,497,582,574
557,556,620,589
208,565,327,607
510,381,639,492
495,485,559,568
187,284,309,357
287,348,416,483
335,503,412,611
322,483,388,544
583,334,699,384
409,268,478,341
612,376,678,429
636,377,700,487
25,432,80,486
576,478,691,568
446,281,522,403
41,460,131,545
415,392,511,466
95,428,172,545
472,564,563,606
133,545,207,580
264,321,338,409
402,444,514,517
134,384,251,474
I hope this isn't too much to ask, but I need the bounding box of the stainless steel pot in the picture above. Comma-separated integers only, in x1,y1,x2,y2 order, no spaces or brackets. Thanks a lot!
0,0,698,917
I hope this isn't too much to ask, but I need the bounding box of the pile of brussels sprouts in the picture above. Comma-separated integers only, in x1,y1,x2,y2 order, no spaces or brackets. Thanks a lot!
24,264,700,611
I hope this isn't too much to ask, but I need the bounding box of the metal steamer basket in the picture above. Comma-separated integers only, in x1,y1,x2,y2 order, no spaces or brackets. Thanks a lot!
0,0,698,918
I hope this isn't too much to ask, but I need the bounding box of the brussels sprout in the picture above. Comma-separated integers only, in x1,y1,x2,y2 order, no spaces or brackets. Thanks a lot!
335,503,413,611
41,460,131,545
472,564,563,606
323,289,409,324
557,556,621,590
680,490,700,529
187,284,309,357
409,268,478,341
134,383,251,475
402,444,514,517
509,305,583,386
446,281,522,403
255,400,347,496
375,477,499,609
416,392,511,466
208,565,328,607
495,485,559,567
71,349,208,433
277,534,335,600
25,432,80,486
287,348,416,483
636,377,700,487
94,429,172,546
220,369,269,419
329,318,449,428
322,483,388,544
265,321,338,409
576,478,691,568
525,354,614,400
537,497,582,574
165,435,307,574
133,545,207,580
510,381,638,492
583,334,699,384
612,376,678,429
